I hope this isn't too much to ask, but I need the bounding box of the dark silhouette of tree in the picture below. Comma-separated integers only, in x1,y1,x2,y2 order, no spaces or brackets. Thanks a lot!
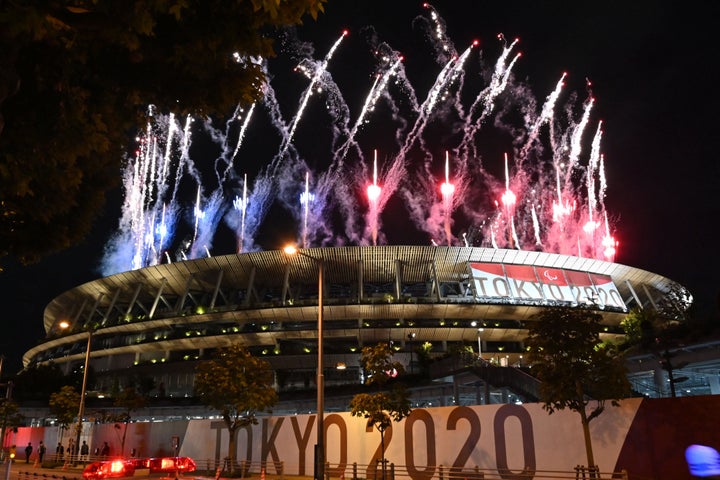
49,385,81,443
194,345,277,475
113,385,148,456
525,307,631,473
0,398,23,450
621,294,718,398
0,0,326,268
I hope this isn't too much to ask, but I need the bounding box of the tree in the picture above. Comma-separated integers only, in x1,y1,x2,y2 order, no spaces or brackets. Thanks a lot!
0,398,23,450
349,342,411,479
0,0,326,268
194,345,277,475
113,385,149,456
49,385,81,443
524,307,631,473
621,305,706,398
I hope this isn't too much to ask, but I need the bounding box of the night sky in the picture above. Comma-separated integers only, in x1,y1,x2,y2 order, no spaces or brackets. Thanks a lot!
2,0,718,376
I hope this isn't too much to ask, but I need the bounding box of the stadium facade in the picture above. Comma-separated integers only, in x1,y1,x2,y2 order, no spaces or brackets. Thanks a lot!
24,246,696,412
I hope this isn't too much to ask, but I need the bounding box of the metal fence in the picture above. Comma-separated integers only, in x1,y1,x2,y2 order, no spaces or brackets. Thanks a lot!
189,459,629,480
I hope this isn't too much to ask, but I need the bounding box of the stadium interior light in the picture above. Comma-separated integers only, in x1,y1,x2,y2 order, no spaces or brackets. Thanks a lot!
283,245,324,480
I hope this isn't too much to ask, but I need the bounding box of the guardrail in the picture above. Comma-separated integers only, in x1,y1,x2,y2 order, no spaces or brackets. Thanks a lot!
189,460,628,480
8,455,629,480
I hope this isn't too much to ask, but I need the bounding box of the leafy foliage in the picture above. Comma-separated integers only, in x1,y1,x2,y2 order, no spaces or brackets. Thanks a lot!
0,398,24,437
49,385,80,430
0,0,326,267
359,342,405,388
525,307,631,468
194,344,277,473
350,342,411,472
113,385,149,456
349,387,411,433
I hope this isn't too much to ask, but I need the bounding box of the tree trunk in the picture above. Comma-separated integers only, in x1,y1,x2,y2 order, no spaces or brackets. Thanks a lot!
227,425,238,475
576,381,596,476
121,420,128,457
580,411,595,471
380,428,386,480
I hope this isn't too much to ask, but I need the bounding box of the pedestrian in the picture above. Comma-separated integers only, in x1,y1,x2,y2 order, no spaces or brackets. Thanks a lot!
100,441,110,458
80,440,89,463
67,438,75,461
56,442,64,461
24,442,32,463
38,441,46,464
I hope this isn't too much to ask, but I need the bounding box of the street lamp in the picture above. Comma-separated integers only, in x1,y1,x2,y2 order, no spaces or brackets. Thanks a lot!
283,246,324,480
59,321,92,465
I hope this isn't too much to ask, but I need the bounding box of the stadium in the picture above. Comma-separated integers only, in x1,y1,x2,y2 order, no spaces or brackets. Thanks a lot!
23,245,695,416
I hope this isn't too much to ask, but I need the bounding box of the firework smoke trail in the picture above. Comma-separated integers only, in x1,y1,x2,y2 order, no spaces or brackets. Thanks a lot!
102,113,183,274
366,151,382,246
549,93,593,228
101,5,620,274
190,189,226,259
531,204,542,246
254,58,297,174
399,41,476,160
477,35,521,119
563,94,595,188
147,118,177,265
519,72,566,161
336,55,404,161
280,30,348,156
421,3,458,64
402,149,468,246
301,171,315,248
586,121,603,224
440,152,455,246
500,153,518,248
171,115,198,200
192,186,203,248
362,150,406,246
213,103,257,183
226,77,296,249
232,173,249,253
598,154,608,204
456,35,521,161
602,211,617,260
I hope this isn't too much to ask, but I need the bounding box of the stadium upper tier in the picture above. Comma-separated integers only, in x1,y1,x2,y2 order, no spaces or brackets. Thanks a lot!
24,246,689,396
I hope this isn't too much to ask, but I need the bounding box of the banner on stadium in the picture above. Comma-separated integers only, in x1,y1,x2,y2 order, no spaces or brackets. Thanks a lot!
468,262,626,310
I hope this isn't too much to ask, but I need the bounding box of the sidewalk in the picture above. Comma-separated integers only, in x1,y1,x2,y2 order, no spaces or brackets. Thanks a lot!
14,464,85,480
11,465,305,480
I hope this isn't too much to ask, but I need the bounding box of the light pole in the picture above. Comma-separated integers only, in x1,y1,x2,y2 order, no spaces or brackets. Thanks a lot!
477,328,484,361
59,322,92,465
75,330,92,465
283,246,324,480
407,333,415,374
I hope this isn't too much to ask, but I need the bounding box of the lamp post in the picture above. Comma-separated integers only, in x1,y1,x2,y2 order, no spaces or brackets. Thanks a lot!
283,246,324,480
477,328,484,361
407,333,416,375
59,322,92,465
75,330,92,465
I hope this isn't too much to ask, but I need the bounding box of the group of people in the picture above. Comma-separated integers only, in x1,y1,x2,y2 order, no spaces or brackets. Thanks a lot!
23,439,99,465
